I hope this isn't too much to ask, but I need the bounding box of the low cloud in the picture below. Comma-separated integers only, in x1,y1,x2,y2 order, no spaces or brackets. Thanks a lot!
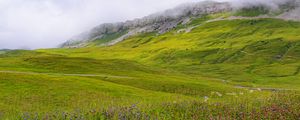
0,0,199,49
228,0,298,10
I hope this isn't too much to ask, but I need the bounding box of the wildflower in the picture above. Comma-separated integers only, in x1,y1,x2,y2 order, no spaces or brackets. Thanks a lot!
226,92,237,96
249,90,254,93
216,92,223,97
204,96,209,102
257,88,262,91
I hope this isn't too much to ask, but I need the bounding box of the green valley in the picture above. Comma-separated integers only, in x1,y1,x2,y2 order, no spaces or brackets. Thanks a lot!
1,1,300,119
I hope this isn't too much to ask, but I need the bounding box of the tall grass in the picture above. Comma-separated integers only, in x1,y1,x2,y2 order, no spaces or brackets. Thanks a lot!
8,92,299,120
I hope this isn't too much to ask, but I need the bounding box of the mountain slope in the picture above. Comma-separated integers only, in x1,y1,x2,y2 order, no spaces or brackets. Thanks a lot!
61,0,300,48
43,17,300,88
61,1,232,48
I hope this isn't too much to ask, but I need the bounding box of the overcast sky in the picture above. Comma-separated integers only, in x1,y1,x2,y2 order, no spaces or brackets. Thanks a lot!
0,0,205,49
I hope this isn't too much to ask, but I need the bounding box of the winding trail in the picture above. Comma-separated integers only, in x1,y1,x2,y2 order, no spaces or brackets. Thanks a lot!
0,70,133,79
234,85,294,91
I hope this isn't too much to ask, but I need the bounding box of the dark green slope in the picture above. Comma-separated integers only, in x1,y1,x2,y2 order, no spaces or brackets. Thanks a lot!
124,18,300,87
38,18,300,89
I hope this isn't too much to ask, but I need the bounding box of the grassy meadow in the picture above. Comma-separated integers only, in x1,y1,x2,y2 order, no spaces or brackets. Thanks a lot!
0,16,300,119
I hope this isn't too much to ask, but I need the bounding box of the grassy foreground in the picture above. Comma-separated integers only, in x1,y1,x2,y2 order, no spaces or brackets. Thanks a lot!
0,17,300,119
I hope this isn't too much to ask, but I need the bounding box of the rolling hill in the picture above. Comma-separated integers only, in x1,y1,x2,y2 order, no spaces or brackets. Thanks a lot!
0,0,300,119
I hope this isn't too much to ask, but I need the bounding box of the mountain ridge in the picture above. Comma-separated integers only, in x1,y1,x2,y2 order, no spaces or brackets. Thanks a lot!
61,1,231,48
61,0,300,48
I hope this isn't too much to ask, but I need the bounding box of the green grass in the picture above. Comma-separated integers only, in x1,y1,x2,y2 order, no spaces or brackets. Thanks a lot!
0,16,300,119
0,50,8,54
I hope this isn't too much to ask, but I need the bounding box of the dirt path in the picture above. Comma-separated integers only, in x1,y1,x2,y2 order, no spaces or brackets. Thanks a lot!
234,85,294,91
0,70,133,79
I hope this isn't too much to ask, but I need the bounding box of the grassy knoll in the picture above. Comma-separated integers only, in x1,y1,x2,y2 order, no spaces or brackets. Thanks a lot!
0,17,300,119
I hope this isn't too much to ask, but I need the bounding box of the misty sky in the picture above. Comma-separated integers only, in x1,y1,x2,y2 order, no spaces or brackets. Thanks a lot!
0,0,204,49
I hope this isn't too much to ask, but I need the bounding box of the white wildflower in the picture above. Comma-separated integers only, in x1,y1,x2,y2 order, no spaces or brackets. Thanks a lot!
257,88,262,91
249,90,254,93
204,96,209,102
216,92,223,97
226,92,237,96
